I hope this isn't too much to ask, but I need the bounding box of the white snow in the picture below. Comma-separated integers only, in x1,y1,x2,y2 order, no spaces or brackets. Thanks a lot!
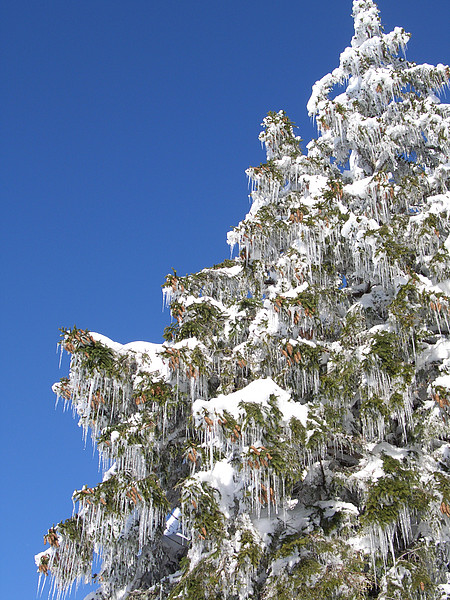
192,378,308,427
196,460,237,518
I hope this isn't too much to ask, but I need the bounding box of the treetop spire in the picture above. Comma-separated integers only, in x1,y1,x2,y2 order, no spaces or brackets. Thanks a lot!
351,0,382,48
307,0,449,175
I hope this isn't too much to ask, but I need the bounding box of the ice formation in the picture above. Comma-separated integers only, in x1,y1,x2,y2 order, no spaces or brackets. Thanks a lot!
37,1,450,599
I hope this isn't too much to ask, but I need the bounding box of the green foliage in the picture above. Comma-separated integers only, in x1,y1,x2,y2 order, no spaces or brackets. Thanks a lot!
266,535,371,600
139,474,170,510
180,480,225,541
57,515,84,543
163,322,179,342
249,159,285,184
73,473,168,516
321,177,344,204
168,558,223,600
73,477,121,514
237,530,262,568
321,357,359,405
212,259,236,269
361,393,391,420
289,416,307,445
60,326,125,379
263,110,302,158
56,516,94,568
341,306,366,340
389,278,421,329
238,395,283,437
238,297,263,312
365,330,413,380
216,409,241,441
261,442,292,478
381,545,438,600
433,471,450,505
134,377,172,407
362,455,432,529
239,401,267,429
266,110,298,134
177,302,225,341
293,290,319,314
374,223,415,268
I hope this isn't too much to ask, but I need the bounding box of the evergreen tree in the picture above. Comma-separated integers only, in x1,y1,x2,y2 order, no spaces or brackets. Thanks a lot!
36,1,450,598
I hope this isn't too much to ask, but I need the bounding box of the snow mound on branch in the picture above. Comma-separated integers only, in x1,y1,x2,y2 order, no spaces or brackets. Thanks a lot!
192,378,308,427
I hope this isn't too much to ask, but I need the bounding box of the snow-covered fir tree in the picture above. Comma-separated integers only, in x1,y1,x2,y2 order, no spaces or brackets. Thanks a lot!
36,1,450,598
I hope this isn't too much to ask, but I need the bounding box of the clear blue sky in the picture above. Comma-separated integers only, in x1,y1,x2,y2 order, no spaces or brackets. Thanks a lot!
1,1,448,598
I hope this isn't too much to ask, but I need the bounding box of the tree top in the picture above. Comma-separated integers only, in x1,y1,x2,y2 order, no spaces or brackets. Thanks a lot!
351,0,382,48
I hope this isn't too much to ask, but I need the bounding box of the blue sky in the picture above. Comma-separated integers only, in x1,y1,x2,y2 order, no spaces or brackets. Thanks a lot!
1,1,448,598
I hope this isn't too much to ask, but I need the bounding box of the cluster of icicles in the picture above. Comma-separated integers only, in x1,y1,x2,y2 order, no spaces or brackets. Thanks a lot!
44,345,179,599
192,411,293,518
